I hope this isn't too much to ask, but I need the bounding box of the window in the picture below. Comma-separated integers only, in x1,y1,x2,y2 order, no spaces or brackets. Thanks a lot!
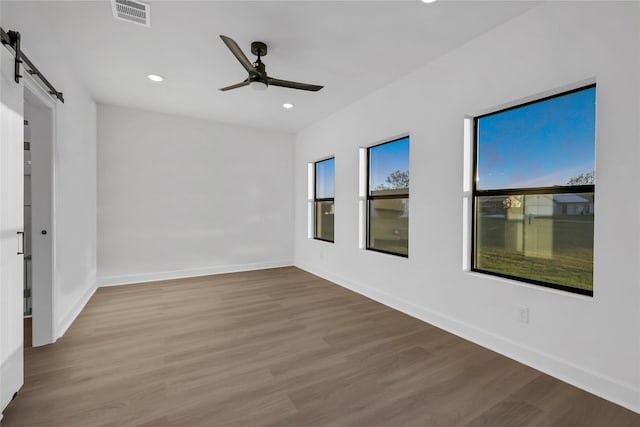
314,157,335,242
472,85,596,295
367,136,409,256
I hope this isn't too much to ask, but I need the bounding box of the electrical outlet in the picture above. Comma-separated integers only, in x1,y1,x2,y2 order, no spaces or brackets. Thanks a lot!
517,305,529,324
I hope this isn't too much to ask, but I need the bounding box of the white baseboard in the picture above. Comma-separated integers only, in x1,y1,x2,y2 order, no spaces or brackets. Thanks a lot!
97,260,294,287
295,261,640,415
56,283,97,339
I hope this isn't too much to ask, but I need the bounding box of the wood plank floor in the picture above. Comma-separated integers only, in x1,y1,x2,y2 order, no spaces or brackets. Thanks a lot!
2,267,639,426
23,317,32,348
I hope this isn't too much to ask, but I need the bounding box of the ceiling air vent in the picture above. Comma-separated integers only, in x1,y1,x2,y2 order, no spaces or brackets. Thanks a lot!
111,0,150,27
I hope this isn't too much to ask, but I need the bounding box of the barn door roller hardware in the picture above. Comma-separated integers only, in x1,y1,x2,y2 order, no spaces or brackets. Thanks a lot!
0,26,65,103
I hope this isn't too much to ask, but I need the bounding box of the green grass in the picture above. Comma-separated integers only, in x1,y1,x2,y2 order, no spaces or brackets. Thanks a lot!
475,214,594,290
369,239,408,256
476,246,593,290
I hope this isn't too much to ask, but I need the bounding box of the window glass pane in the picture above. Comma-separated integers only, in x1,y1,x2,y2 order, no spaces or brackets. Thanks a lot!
369,137,409,196
476,87,595,190
368,198,408,256
315,158,335,199
315,201,334,241
475,193,594,291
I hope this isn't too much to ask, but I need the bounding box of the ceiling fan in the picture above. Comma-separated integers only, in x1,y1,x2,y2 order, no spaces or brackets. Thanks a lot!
219,35,323,92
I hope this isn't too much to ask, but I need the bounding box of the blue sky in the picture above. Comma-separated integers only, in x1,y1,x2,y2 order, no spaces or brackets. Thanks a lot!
477,87,596,190
316,157,334,199
369,137,410,190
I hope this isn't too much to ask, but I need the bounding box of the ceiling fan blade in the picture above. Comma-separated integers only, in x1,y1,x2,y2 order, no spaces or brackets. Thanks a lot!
220,35,254,74
268,77,323,92
219,79,249,91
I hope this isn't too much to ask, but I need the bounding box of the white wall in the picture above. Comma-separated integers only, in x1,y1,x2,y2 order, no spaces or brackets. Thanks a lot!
1,7,98,340
46,58,97,338
97,104,294,285
294,1,640,413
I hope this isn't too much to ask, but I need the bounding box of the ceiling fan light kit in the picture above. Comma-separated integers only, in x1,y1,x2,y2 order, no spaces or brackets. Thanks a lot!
219,35,323,92
250,81,268,91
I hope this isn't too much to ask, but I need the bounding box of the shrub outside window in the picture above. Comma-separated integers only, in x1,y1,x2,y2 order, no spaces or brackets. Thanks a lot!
367,136,410,257
314,157,335,242
473,85,596,295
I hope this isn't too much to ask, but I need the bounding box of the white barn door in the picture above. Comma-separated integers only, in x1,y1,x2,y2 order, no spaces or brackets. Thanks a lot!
0,45,25,412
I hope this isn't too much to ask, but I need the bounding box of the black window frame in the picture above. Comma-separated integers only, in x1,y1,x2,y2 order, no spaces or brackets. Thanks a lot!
314,157,335,243
471,84,596,296
366,136,410,258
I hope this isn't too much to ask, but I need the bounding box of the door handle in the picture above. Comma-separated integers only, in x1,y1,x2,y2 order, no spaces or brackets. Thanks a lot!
17,231,24,255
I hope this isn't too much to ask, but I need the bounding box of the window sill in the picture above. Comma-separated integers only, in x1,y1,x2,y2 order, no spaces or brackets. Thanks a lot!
463,269,594,300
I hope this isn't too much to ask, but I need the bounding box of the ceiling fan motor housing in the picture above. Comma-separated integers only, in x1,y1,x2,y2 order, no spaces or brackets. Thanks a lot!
250,61,268,85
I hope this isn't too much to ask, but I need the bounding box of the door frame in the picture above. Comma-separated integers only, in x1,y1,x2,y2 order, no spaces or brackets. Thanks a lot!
23,74,56,346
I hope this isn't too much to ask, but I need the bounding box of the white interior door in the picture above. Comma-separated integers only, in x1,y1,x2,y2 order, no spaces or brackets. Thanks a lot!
0,45,25,412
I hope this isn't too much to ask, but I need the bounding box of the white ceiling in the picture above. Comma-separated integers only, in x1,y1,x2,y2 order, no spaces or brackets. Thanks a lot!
1,1,538,133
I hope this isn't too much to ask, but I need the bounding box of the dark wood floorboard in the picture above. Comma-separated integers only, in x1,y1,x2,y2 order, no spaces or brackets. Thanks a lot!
2,267,639,426
23,317,32,348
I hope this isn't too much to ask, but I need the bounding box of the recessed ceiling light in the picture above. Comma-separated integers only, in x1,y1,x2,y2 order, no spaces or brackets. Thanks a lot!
283,103,293,109
147,74,164,82
421,0,436,3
